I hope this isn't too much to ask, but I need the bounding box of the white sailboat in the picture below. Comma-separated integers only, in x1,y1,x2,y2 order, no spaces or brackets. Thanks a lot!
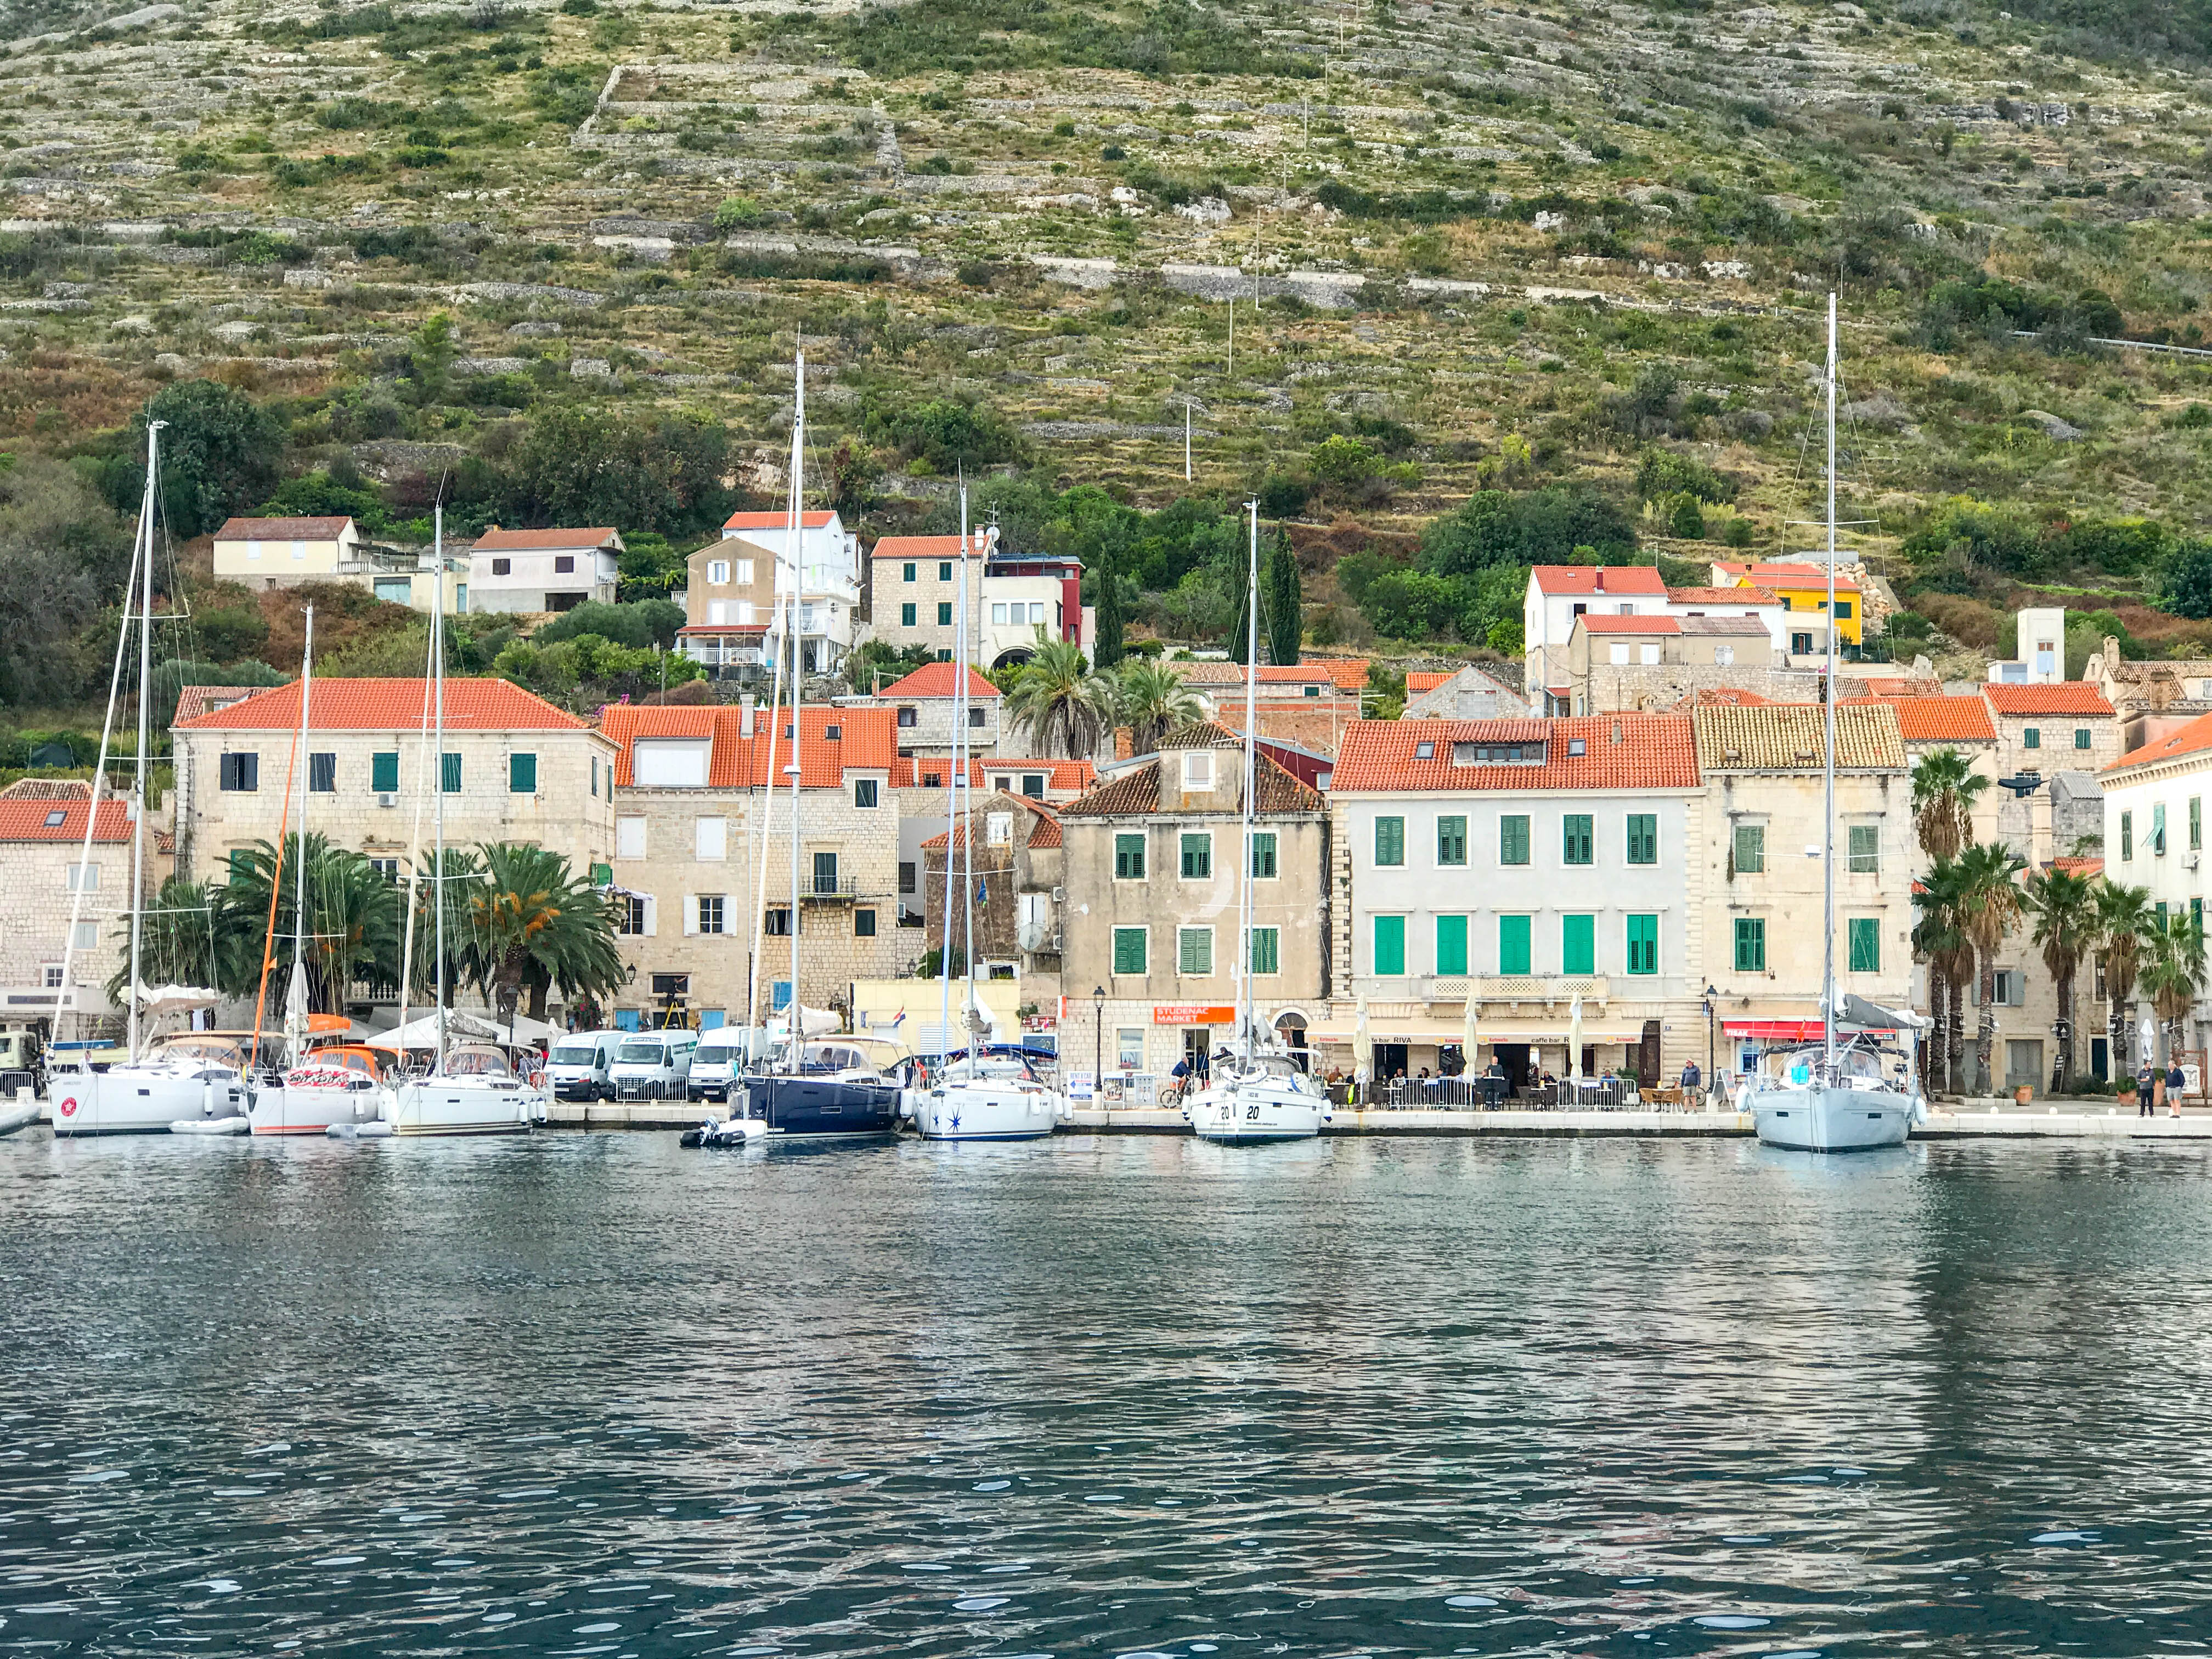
384,505,540,1136
913,484,1068,1142
1186,500,1332,1146
49,420,249,1137
1747,294,1917,1153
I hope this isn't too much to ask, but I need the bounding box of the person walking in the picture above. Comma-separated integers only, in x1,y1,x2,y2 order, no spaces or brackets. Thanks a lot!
2137,1062,2156,1118
2170,1059,2188,1119
1679,1056,1702,1107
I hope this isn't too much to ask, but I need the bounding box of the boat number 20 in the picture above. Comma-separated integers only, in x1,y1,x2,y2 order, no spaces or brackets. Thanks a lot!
1245,1103,1261,1120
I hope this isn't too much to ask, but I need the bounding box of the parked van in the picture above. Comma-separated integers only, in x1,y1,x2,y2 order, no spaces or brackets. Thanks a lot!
608,1031,699,1099
688,1036,745,1103
546,1030,625,1101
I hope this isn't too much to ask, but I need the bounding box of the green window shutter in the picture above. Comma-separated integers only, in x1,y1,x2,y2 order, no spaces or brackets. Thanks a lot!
1112,927,1147,974
1847,823,1879,873
1626,913,1658,975
2154,803,2167,853
1626,813,1657,865
441,752,461,793
1436,815,1467,866
903,562,916,582
1114,833,1146,879
1180,832,1212,879
2196,898,2205,939
371,751,399,793
2194,797,2203,852
937,602,952,625
1250,927,1279,975
230,848,254,879
1562,814,1593,865
1373,915,1406,975
1735,917,1767,973
2024,727,2040,749
1178,928,1212,975
901,603,916,627
1436,914,1468,976
1847,917,1880,973
1374,816,1404,867
2121,811,2133,860
1734,823,1765,873
1561,913,1595,975
2076,727,2092,751
590,862,612,887
1499,814,1529,866
1250,831,1277,878
509,752,537,794
1498,914,1531,975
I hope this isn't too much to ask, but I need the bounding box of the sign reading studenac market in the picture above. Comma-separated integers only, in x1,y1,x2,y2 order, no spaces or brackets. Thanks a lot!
1153,1005,1238,1026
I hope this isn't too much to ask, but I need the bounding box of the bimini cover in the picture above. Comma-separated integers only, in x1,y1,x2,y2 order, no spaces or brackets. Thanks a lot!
130,984,221,1015
1837,992,1928,1032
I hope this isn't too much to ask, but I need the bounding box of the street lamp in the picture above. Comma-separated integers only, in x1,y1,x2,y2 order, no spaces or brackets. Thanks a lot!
1093,985,1107,1101
1702,983,1719,1088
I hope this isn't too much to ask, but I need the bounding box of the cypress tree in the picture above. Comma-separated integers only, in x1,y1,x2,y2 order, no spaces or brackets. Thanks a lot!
1092,546,1126,669
1264,527,1301,664
1227,547,1252,665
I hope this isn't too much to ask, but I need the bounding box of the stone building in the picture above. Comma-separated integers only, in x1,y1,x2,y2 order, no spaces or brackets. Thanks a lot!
1978,681,2123,782
171,678,617,886
1058,723,1330,1081
1402,665,1529,721
1564,613,1778,714
892,757,1096,928
675,535,775,681
2083,641,2212,752
842,661,1003,758
602,702,904,1028
0,780,168,1030
919,789,1066,997
865,529,991,662
467,526,621,614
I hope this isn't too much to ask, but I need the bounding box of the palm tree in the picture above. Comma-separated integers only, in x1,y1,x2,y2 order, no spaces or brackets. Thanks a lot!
463,843,625,1024
407,844,484,1006
1911,747,1988,862
1911,858,1974,1094
2095,880,2155,1076
221,834,402,1015
2139,909,2208,1069
2024,864,2101,1093
105,875,259,1007
1003,637,1115,758
1115,658,1203,756
1956,841,2025,1094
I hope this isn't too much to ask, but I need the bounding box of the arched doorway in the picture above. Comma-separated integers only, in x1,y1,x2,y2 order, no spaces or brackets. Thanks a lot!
991,646,1035,671
1273,1009,1309,1071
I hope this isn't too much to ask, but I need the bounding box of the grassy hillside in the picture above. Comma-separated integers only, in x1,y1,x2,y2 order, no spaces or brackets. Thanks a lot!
7,0,2212,717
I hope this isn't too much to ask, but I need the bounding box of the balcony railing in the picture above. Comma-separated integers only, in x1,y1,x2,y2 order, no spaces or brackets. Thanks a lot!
800,875,862,901
1475,975,1610,1003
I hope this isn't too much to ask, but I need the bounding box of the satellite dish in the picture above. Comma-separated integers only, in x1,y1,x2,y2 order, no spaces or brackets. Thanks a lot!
1017,920,1048,951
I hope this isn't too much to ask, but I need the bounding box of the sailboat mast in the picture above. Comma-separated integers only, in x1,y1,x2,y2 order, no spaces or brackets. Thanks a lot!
125,421,160,1064
288,603,315,1066
433,504,448,1076
941,482,967,1068
960,492,977,1051
1240,500,1259,1057
1823,291,1838,1071
784,342,805,1071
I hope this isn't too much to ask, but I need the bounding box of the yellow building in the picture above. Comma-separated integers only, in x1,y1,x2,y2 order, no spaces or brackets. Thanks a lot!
1714,561,1863,647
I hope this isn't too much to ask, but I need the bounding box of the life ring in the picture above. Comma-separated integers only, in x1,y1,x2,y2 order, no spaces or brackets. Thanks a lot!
527,1068,545,1090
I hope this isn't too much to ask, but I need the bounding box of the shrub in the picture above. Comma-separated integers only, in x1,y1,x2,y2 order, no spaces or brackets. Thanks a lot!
1635,448,1736,504
860,393,1022,471
2160,539,2212,619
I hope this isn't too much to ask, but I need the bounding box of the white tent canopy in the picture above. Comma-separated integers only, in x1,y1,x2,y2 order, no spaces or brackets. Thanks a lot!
130,984,221,1015
368,1010,563,1051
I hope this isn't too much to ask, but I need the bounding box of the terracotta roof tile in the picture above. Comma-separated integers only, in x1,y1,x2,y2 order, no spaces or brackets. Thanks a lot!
1842,694,1996,743
173,685,262,725
1318,658,1370,691
1528,565,1668,597
1404,671,1452,693
0,777,92,800
2108,709,2212,772
1330,715,1700,792
1740,562,1861,591
1694,703,1905,770
870,533,990,558
1062,723,1323,815
877,662,1002,699
1672,687,1774,709
602,703,898,788
212,516,354,540
0,798,132,843
176,678,586,732
1167,661,1351,686
724,510,835,530
2052,855,2104,878
471,526,618,551
1857,676,1944,697
1981,682,2115,716
1578,614,1681,635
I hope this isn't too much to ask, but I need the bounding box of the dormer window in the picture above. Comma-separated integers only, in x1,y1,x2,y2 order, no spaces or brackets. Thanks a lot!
1452,741,1547,766
1414,741,1434,759
1183,751,1214,790
1567,738,1586,757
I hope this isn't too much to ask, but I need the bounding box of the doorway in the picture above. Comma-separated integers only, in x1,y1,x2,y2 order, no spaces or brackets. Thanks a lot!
1638,1020,1661,1087
1494,1043,1531,1089
1374,1042,1408,1081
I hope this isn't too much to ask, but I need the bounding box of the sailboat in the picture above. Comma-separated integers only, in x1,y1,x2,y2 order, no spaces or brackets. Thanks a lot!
49,420,249,1137
689,342,899,1147
911,487,1068,1143
1184,501,1333,1146
382,505,540,1136
1747,294,1917,1153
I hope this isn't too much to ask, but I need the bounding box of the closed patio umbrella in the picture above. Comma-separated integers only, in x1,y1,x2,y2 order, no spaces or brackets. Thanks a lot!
1568,994,1584,1084
1352,992,1373,1098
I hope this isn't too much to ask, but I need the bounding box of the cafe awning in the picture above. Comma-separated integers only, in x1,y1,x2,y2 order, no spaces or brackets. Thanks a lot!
1309,1017,1646,1046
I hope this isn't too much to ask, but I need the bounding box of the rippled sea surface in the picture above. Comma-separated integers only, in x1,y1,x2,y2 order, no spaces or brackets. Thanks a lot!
5,1133,2212,1658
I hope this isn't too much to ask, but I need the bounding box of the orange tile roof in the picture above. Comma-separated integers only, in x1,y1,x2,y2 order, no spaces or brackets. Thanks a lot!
0,777,91,800
1317,658,1370,691
1062,723,1323,816
2109,709,2212,772
602,703,898,788
1673,687,1774,709
890,757,1098,790
173,685,262,725
1857,676,1944,698
724,510,836,530
212,516,354,540
1667,585,1780,605
176,678,587,732
2052,855,2104,878
1404,672,1452,693
1329,715,1700,792
1694,703,1905,770
1528,565,1668,596
1740,562,1861,590
472,526,618,551
1981,682,2115,716
1579,613,1681,635
870,533,990,558
877,662,1002,699
0,798,132,843
1842,694,1996,743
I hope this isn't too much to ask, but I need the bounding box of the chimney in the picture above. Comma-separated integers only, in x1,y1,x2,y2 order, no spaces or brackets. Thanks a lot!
1611,719,1623,745
740,692,756,738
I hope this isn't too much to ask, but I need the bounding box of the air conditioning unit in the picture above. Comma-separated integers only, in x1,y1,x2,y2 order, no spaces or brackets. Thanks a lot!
2189,853,2202,871
376,792,398,808
1049,931,1063,951
1051,886,1065,902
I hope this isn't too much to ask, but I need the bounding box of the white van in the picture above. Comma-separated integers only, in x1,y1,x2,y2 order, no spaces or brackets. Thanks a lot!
688,1036,744,1103
546,1030,624,1101
608,1030,699,1099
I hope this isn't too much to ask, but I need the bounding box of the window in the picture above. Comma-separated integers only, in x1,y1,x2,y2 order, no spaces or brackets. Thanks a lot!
1114,833,1146,879
1117,1028,1145,1069
1415,741,1434,759
1561,914,1595,975
1022,773,1046,798
764,907,792,937
1374,816,1406,867
2121,810,2134,860
1639,643,1661,667
41,809,62,828
708,560,730,585
856,909,877,938
616,817,646,860
2024,727,2041,751
218,752,258,792
696,895,726,935
64,861,98,892
938,602,953,627
371,752,400,794
1500,815,1530,866
1250,927,1280,975
896,706,918,729
1177,927,1214,977
70,921,95,952
988,813,1013,846
695,816,727,861
2154,803,2168,855
899,861,917,894
992,603,1008,625
1848,917,1881,973
939,562,953,582
2074,727,2093,751
370,858,399,882
1183,752,1214,789
968,707,986,728
1250,831,1277,878
1498,915,1532,975
1562,814,1593,866
1112,927,1148,975
1834,599,1854,619
812,851,839,895
1734,917,1767,973
491,557,511,575
554,555,574,575
1437,815,1467,866
1734,823,1765,874
1847,823,1880,874
900,603,917,628
510,753,537,794
2194,796,2203,853
43,965,61,989
1626,813,1657,866
903,562,916,582
308,752,336,793
1626,913,1657,976
1180,832,1212,879
1610,642,1629,667
1992,969,2024,1007
1373,915,1406,976
1436,915,1468,976
441,752,461,794
1714,645,1734,667
855,778,879,809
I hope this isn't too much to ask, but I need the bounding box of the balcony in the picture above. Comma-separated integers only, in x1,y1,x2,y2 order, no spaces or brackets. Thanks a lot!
1475,975,1610,1005
799,875,862,902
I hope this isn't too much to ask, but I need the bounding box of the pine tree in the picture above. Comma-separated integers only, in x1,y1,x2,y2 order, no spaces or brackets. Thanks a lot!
1092,546,1125,669
1264,527,1301,664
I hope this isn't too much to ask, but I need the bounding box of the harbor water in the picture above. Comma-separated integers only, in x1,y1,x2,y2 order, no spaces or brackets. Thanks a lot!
4,1133,2210,1656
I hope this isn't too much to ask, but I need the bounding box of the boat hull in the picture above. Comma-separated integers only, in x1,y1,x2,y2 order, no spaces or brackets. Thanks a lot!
739,1075,901,1141
1188,1079,1330,1144
49,1068,246,1137
250,1077,387,1136
914,1079,1063,1141
386,1080,539,1137
1751,1084,1913,1152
